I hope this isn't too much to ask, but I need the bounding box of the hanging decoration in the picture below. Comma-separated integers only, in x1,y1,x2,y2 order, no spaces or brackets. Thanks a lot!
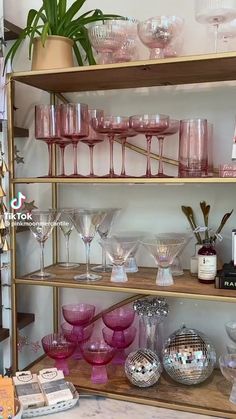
14,145,24,164
17,333,41,353
21,200,38,213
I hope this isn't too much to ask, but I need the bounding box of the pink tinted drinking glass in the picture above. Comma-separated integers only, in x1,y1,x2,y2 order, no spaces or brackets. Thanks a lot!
102,307,135,343
60,103,89,177
155,119,180,178
130,114,169,177
41,333,76,376
178,118,208,178
102,326,136,365
80,339,115,384
92,116,130,177
62,322,94,360
118,129,137,177
35,105,61,177
81,109,105,177
62,303,95,338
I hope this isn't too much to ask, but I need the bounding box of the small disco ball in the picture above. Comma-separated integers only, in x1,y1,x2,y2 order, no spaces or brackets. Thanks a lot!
125,349,161,388
163,325,216,385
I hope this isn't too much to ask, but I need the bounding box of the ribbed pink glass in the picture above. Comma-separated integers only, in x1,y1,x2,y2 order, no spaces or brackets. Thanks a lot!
178,118,208,178
41,333,76,376
62,304,95,337
61,322,94,360
102,326,136,365
88,22,126,64
102,307,135,331
80,339,115,384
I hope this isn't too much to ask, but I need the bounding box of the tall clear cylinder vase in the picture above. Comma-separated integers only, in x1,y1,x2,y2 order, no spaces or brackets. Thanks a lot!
139,315,164,360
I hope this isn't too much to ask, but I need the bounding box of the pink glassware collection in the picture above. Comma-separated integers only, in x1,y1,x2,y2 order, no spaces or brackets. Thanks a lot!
41,333,76,376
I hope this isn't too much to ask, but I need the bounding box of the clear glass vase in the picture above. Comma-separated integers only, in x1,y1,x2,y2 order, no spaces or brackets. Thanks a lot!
139,315,164,360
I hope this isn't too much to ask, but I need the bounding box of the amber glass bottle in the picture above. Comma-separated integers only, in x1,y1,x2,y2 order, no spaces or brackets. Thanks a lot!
198,239,217,284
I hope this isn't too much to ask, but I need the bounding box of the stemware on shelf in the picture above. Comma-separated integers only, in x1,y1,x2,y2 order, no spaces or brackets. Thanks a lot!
159,232,192,276
219,354,236,404
99,237,139,282
58,209,79,269
41,333,76,376
138,16,184,59
117,129,137,177
68,209,107,281
154,119,180,178
80,339,115,384
213,18,236,50
112,18,139,63
130,114,169,177
195,0,236,52
102,307,135,344
81,109,105,178
92,115,130,178
35,105,61,177
88,21,126,64
29,210,60,279
112,231,144,273
141,235,186,286
60,103,89,177
102,326,136,365
62,303,95,340
92,208,121,273
226,321,236,342
61,321,94,360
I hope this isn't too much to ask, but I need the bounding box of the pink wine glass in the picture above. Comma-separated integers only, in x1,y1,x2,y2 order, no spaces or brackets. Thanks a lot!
92,115,130,178
118,129,137,177
155,119,180,178
41,333,76,376
61,322,94,360
35,105,61,177
103,326,136,365
80,339,115,384
60,103,89,177
130,114,169,177
62,303,95,339
81,109,105,177
102,307,135,343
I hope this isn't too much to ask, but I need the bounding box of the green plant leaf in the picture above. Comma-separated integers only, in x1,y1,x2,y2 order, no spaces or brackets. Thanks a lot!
41,22,50,46
77,27,96,64
58,0,67,20
73,42,83,66
57,0,87,33
28,5,46,59
26,9,39,28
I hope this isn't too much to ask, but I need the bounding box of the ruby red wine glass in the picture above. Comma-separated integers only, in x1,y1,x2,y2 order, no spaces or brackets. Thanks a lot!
80,339,115,384
92,115,130,178
62,322,94,360
118,129,137,177
154,119,180,178
35,105,61,177
130,114,169,177
102,307,135,343
103,326,136,365
62,303,95,338
41,333,76,376
60,103,89,177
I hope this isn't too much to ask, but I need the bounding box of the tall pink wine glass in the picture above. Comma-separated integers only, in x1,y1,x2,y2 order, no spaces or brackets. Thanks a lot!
92,116,130,178
60,103,89,177
81,109,105,177
130,114,169,177
35,105,61,177
154,119,180,178
118,129,137,177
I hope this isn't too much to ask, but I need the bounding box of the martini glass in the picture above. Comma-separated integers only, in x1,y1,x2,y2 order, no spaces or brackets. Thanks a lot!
60,103,89,177
130,114,169,177
118,129,137,177
92,116,130,178
99,237,139,283
68,209,107,281
103,326,136,365
154,119,180,178
29,210,61,279
141,235,185,286
92,208,121,273
112,231,145,273
42,333,76,376
58,209,79,269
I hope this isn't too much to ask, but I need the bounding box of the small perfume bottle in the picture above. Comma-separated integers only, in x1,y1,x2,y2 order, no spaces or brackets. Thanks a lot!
198,239,217,284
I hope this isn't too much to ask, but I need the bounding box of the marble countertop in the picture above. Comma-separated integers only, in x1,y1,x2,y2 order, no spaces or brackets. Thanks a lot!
39,396,221,419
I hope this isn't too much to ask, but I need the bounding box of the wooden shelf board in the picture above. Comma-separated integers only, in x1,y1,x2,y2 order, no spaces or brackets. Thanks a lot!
17,312,35,330
0,121,29,137
4,19,22,41
10,52,236,93
14,265,236,303
29,356,236,418
0,327,9,342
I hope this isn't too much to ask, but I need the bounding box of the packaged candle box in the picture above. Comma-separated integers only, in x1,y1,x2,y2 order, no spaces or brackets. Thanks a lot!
13,371,45,409
0,376,15,419
38,368,73,406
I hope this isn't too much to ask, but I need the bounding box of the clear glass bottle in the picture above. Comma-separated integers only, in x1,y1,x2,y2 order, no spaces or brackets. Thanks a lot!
198,239,217,284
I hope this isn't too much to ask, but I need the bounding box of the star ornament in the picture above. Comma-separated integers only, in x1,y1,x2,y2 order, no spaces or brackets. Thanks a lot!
22,201,38,213
31,341,41,353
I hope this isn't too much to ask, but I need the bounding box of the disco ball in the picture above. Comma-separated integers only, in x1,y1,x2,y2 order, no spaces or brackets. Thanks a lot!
163,325,216,385
125,349,161,388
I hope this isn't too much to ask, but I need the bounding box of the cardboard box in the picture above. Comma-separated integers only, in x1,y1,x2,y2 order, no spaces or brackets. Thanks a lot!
13,371,45,409
0,376,15,419
38,368,73,406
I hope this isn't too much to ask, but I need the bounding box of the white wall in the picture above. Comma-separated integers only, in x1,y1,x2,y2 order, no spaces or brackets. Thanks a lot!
4,0,236,368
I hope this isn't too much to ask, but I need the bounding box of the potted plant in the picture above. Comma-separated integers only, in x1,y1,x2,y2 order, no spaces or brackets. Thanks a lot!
5,0,121,71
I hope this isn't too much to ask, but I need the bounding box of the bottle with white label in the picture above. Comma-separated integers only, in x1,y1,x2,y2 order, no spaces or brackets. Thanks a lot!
198,239,217,284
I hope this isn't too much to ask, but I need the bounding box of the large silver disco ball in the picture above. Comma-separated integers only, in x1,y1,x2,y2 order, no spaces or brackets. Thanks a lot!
163,325,216,385
125,349,161,388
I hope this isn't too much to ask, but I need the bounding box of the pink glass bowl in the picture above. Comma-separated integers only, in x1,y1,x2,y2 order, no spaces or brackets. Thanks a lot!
61,322,94,360
102,307,135,331
62,303,95,328
102,326,137,365
80,339,115,384
41,333,76,376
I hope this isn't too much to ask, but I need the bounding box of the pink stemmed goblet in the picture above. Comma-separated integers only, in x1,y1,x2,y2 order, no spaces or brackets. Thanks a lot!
60,103,89,177
81,109,105,177
62,303,95,339
118,129,137,177
80,339,115,384
41,333,76,376
102,307,135,344
92,116,130,178
154,119,180,178
61,322,94,360
130,114,169,177
112,18,139,63
103,326,136,365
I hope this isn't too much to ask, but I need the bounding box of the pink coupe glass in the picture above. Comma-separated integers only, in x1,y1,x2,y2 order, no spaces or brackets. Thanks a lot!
102,326,136,365
118,129,137,177
102,307,135,342
61,322,94,360
155,119,180,178
80,339,115,384
62,303,95,338
113,19,139,63
130,114,169,177
92,115,130,177
41,333,76,376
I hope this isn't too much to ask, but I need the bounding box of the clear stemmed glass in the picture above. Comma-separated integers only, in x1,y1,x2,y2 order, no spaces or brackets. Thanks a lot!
112,231,144,273
154,119,180,178
130,114,169,178
60,103,89,177
88,21,126,64
29,210,61,279
35,105,61,177
141,235,185,286
58,210,79,269
195,0,236,53
92,208,121,273
219,354,236,404
81,109,105,178
92,115,130,178
68,209,107,281
117,129,137,177
138,16,184,59
217,18,236,50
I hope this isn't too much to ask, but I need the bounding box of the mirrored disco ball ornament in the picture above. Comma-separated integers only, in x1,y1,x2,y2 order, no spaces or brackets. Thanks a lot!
125,349,161,388
163,325,216,385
